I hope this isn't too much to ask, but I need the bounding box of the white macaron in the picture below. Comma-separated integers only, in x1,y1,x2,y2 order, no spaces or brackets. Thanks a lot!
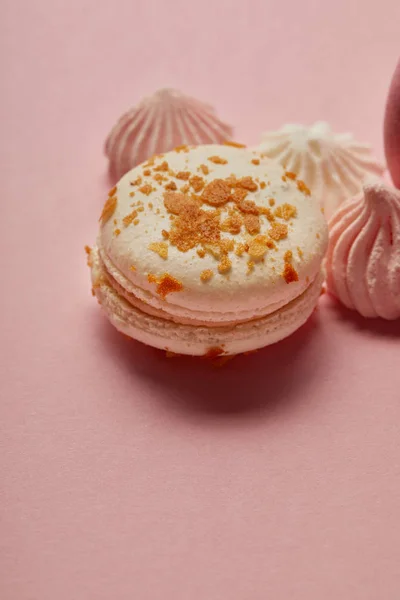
88,144,328,356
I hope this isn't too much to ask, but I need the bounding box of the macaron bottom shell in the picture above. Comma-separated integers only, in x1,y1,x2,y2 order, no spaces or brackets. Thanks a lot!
91,245,324,356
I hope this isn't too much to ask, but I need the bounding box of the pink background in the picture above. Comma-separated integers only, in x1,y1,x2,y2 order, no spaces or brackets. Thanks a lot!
2,1,400,598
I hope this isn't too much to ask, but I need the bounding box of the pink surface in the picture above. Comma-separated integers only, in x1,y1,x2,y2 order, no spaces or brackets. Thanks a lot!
1,2,400,599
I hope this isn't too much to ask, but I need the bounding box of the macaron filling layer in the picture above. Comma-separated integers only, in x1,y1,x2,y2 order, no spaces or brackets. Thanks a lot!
96,243,323,327
90,244,325,355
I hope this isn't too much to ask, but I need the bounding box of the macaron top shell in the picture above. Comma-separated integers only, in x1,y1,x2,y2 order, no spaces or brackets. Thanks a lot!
98,144,328,324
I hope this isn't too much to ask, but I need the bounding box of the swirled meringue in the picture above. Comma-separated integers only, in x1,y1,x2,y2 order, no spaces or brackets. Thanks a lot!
105,88,233,182
326,182,400,319
255,122,385,219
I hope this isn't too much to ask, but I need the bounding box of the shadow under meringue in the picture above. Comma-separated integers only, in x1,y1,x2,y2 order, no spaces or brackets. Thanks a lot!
325,294,400,338
92,308,327,422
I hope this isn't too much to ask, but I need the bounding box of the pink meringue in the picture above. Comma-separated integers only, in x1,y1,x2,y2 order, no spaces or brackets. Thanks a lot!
326,182,400,319
105,88,233,182
384,58,400,188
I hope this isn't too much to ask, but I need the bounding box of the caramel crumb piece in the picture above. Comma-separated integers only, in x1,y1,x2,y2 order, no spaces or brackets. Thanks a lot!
204,244,222,260
149,242,168,259
144,157,156,167
153,161,169,172
248,236,270,259
269,222,288,240
282,175,287,182
164,192,194,215
235,243,246,257
251,158,260,165
176,171,191,181
275,203,297,221
321,207,325,214
113,218,117,225
200,269,213,282
297,180,311,196
100,196,117,224
223,141,246,148
84,245,93,267
180,184,190,193
285,171,297,180
202,179,231,206
114,228,121,236
165,181,177,191
189,175,205,192
137,206,144,213
236,197,259,214
258,207,274,221
260,181,266,190
143,169,151,176
231,188,248,204
221,212,243,234
268,198,275,207
108,186,117,197
244,213,261,235
297,247,304,259
122,210,138,227
197,248,206,258
130,176,142,186
199,164,209,175
247,260,255,273
129,191,135,197
154,173,167,184
225,175,237,187
174,145,190,153
161,229,169,239
129,265,136,272
147,273,183,298
219,238,235,254
283,263,299,284
149,203,153,209
236,176,258,192
284,250,293,263
208,156,228,165
139,184,154,196
316,233,320,239
133,219,140,226
165,193,220,252
218,256,232,274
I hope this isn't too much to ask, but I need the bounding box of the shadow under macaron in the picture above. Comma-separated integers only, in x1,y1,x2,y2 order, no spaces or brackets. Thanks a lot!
93,306,328,423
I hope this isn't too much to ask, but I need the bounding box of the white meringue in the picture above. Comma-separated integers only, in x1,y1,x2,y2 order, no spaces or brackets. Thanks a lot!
255,122,385,219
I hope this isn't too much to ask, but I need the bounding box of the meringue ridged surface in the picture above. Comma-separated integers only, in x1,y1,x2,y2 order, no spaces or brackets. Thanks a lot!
255,122,385,219
326,182,400,319
105,89,233,182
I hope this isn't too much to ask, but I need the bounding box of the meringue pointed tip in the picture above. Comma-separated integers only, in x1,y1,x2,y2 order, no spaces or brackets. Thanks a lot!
363,179,400,204
105,90,233,179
